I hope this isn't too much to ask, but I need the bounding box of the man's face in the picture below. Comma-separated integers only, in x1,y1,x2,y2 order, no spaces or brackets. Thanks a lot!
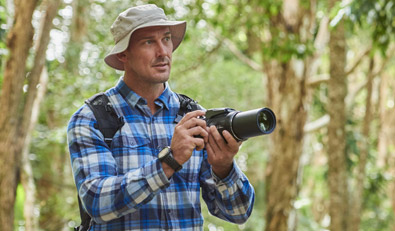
121,26,173,85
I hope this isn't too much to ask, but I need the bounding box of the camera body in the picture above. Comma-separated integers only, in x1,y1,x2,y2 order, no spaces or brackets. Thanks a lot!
202,107,276,142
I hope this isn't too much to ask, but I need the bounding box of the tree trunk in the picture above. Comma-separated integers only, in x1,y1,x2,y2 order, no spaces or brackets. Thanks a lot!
21,67,49,231
65,0,88,74
377,72,392,168
327,0,349,230
264,60,309,231
262,0,320,230
13,0,60,155
0,1,38,230
377,72,395,231
349,57,375,231
20,0,61,135
19,1,61,229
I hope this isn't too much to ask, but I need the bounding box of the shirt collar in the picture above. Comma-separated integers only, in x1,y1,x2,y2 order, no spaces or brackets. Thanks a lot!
156,83,172,110
115,77,172,110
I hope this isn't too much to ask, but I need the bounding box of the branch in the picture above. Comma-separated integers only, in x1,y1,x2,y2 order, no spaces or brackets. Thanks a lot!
207,24,262,72
222,38,262,72
346,48,393,107
304,114,330,133
306,16,330,80
308,47,372,89
22,0,61,129
345,47,371,76
307,73,330,88
371,51,391,77
176,41,222,74
345,80,367,107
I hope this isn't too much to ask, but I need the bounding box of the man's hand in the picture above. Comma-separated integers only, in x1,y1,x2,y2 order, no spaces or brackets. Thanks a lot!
171,110,208,165
205,126,242,179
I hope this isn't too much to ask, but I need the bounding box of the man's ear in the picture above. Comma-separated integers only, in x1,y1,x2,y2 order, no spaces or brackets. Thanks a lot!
116,52,127,63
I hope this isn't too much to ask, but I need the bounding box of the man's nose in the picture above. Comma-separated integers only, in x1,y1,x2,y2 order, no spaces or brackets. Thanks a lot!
156,42,169,57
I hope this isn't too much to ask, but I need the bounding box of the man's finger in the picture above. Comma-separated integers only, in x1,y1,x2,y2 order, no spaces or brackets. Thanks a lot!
182,117,207,129
178,110,205,125
222,130,240,149
208,126,222,152
189,126,208,139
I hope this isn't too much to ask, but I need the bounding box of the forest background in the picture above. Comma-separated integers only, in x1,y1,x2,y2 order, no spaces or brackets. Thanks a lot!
0,0,394,231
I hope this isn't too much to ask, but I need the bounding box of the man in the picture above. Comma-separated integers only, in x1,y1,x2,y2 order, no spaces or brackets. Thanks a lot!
68,4,254,230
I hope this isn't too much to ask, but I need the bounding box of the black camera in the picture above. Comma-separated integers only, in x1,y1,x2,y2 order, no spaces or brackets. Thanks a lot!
202,107,276,142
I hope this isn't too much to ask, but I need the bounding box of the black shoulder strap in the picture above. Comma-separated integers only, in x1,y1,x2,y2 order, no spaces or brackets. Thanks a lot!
74,196,92,231
85,93,125,147
75,93,125,231
174,93,202,123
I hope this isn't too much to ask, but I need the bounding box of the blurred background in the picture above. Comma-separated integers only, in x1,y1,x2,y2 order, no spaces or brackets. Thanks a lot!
0,0,394,230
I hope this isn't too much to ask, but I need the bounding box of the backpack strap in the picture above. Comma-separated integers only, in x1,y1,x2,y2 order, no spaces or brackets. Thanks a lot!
75,93,124,231
74,196,92,231
85,93,125,147
174,93,202,123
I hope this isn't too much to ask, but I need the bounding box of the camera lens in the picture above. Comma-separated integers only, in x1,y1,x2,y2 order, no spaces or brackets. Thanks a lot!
230,108,276,141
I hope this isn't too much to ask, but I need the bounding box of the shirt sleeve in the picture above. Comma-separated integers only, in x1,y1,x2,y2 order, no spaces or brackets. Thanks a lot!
67,106,170,224
199,151,255,224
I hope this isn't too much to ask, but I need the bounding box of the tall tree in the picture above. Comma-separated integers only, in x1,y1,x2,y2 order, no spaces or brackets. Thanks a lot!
327,0,349,230
18,1,61,230
64,0,88,74
379,72,395,231
194,0,327,229
0,1,38,230
251,1,327,229
0,0,60,230
349,54,383,231
346,1,395,229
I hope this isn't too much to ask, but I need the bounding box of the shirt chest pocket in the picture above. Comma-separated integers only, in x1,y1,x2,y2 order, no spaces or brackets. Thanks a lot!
110,121,150,150
111,134,150,149
110,132,152,173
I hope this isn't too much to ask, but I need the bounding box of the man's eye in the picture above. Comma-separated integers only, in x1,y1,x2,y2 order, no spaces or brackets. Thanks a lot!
145,40,153,44
164,37,171,42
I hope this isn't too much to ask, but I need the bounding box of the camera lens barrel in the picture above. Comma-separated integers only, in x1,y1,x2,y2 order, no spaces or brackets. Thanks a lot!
203,107,276,142
231,108,276,141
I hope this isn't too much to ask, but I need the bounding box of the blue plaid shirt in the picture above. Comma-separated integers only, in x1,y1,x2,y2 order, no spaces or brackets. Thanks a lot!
68,78,255,230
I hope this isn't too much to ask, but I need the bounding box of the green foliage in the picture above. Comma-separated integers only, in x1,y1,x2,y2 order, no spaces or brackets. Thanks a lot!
187,0,317,64
350,0,395,53
311,85,328,120
14,185,25,230
361,171,394,230
261,34,315,62
172,46,265,110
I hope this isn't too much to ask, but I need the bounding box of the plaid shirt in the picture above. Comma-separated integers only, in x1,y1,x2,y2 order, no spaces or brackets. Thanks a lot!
68,78,255,230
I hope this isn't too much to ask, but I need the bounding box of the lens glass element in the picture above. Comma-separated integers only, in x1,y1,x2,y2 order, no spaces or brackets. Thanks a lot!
258,111,271,132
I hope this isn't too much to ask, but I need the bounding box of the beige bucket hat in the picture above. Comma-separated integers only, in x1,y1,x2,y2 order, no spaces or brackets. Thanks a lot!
104,4,187,70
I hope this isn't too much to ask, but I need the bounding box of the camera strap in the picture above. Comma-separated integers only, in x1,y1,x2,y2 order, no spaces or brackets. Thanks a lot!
174,93,201,123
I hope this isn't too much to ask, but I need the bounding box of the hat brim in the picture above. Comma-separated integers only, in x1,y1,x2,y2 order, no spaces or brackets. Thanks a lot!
104,20,186,70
